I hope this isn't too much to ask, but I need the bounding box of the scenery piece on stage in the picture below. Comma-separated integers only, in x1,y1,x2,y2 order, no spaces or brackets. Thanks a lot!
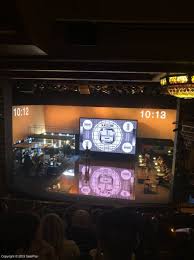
12,133,76,177
79,118,137,154
79,164,135,200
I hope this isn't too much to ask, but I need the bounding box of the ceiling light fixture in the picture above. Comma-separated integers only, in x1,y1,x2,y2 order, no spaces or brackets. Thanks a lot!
160,74,194,99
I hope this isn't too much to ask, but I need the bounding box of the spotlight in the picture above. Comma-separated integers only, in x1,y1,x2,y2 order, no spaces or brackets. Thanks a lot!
51,133,54,136
62,169,74,176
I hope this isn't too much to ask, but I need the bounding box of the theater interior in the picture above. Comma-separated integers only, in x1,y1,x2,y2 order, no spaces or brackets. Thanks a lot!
1,1,194,259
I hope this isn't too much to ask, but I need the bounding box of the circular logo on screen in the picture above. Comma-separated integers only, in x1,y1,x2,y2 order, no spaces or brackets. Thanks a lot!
121,170,132,180
82,140,92,150
92,120,123,152
123,122,134,132
83,119,93,130
120,190,130,197
81,186,91,195
90,167,121,197
122,142,133,153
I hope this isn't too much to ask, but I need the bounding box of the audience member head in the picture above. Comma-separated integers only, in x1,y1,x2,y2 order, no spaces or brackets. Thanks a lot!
72,209,91,228
97,209,137,260
0,212,40,254
17,212,41,252
91,208,103,226
41,213,64,251
0,214,17,254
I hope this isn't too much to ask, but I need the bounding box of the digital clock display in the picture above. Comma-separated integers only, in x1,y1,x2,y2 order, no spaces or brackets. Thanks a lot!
13,106,29,117
140,110,166,119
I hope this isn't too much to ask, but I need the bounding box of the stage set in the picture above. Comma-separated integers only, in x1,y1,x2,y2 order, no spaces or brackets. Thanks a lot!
12,105,176,205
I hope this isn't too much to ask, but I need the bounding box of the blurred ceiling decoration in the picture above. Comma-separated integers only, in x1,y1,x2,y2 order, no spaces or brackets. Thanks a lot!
160,74,194,99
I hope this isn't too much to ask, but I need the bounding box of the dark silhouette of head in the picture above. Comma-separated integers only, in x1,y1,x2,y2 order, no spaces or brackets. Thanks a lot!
0,212,40,254
97,209,137,260
72,209,91,228
41,213,65,251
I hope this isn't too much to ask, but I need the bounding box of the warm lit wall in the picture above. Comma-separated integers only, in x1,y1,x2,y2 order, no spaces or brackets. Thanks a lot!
12,105,45,143
12,105,176,143
44,106,176,140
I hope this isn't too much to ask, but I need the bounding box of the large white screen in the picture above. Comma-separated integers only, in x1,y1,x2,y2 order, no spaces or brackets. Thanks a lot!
79,118,137,154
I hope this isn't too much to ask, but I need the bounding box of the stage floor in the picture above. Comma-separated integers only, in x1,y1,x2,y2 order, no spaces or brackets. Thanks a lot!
11,156,171,205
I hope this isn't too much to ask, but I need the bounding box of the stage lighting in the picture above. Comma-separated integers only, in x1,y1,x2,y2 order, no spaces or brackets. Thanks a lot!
79,85,90,95
51,133,54,136
43,132,47,135
62,169,75,176
176,228,192,234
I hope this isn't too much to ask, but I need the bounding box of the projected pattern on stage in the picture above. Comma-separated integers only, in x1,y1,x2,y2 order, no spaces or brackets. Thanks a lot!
80,118,137,154
79,165,135,200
